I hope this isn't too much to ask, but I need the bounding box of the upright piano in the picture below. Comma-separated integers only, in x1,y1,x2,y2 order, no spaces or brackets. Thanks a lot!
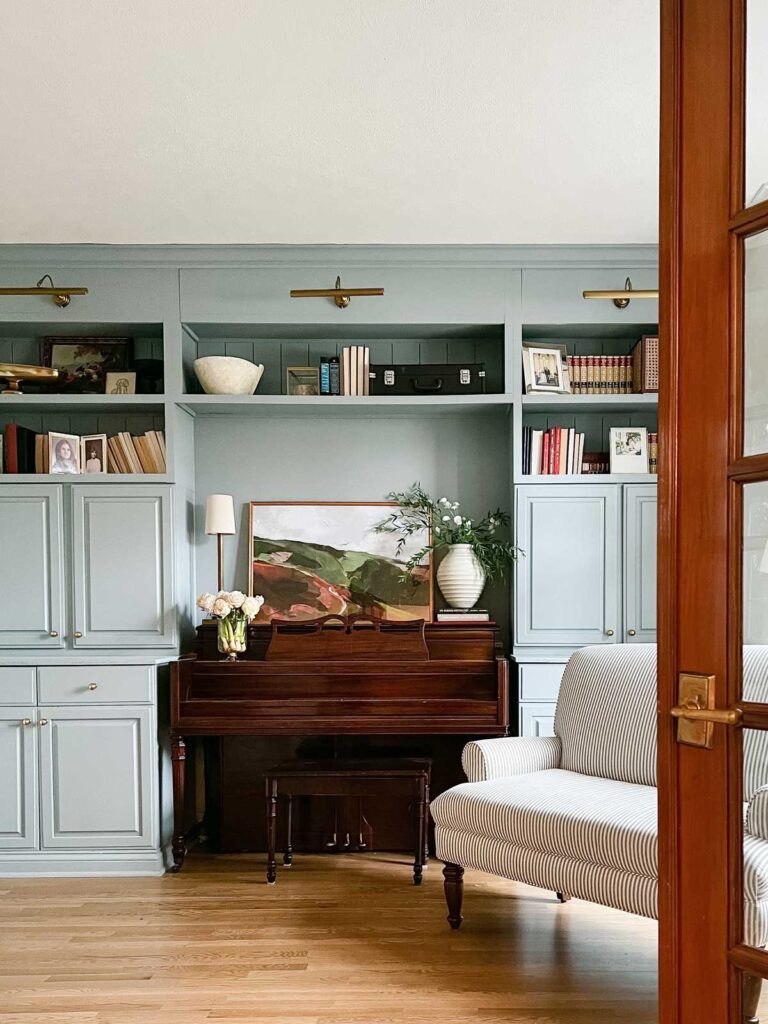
170,615,509,867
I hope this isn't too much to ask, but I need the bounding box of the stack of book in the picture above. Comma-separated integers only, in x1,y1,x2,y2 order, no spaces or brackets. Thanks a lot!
568,355,634,395
340,346,370,396
522,426,586,475
107,431,166,474
436,608,490,623
648,432,659,474
319,356,341,395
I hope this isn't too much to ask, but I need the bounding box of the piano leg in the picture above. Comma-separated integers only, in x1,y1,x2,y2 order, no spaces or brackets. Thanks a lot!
283,796,293,866
169,734,187,873
414,776,428,885
266,778,278,884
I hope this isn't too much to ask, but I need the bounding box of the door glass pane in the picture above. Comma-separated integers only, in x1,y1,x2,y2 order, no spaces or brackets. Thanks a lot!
743,232,768,455
746,0,768,207
742,483,768,955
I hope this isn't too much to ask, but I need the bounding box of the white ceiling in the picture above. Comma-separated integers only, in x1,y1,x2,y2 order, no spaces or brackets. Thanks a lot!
0,1,660,245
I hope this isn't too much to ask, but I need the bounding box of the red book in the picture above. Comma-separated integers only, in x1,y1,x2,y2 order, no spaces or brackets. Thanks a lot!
552,428,561,474
3,423,18,473
542,431,550,475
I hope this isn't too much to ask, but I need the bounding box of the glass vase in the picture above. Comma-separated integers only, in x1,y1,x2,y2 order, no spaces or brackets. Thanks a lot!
217,615,247,661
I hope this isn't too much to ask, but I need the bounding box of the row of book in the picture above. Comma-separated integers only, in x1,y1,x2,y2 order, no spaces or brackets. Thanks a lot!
317,347,372,395
522,426,587,475
0,423,166,474
568,355,635,394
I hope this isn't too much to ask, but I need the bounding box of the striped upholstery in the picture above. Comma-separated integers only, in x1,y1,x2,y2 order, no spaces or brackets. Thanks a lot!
462,736,562,783
432,643,768,947
555,644,657,786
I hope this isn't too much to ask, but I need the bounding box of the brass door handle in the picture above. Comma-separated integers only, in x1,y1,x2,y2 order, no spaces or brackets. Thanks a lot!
627,629,636,636
671,703,743,726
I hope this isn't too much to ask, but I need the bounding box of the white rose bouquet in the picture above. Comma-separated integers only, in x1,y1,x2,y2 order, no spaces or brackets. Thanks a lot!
196,590,265,660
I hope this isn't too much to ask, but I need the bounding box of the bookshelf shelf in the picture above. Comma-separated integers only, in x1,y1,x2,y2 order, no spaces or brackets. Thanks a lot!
521,394,658,413
516,473,658,485
0,473,172,484
177,393,514,416
0,395,165,413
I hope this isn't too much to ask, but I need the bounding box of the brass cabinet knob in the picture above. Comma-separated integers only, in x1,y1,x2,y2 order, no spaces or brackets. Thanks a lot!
38,718,49,726
628,629,637,636
49,630,58,638
73,632,83,639
21,718,32,726
88,683,98,691
605,629,615,637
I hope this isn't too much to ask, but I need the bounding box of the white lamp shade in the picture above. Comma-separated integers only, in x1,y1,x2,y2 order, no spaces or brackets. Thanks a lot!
205,494,236,536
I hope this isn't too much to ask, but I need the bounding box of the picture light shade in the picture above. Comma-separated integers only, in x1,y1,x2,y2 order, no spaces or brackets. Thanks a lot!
205,494,236,536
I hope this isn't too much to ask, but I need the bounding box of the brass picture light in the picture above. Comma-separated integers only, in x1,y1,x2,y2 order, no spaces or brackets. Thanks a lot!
0,274,89,308
290,275,384,309
583,276,659,309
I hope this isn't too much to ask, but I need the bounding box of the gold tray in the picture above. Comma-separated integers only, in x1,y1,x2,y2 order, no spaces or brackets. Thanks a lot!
0,363,59,395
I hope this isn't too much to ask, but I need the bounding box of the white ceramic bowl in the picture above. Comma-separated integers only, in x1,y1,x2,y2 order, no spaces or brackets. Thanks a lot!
194,356,264,395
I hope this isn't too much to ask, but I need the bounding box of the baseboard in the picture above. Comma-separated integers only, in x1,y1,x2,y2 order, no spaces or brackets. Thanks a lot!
0,849,166,877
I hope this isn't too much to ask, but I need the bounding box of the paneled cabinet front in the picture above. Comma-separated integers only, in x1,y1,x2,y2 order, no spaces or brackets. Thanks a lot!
38,704,155,850
0,708,38,849
623,485,658,643
71,485,175,648
515,485,621,647
0,486,64,649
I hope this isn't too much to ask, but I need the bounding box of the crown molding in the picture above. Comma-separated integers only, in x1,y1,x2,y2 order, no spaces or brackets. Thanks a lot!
0,243,658,270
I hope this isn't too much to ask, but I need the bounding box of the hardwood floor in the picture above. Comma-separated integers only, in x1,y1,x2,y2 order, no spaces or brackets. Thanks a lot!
0,852,661,1024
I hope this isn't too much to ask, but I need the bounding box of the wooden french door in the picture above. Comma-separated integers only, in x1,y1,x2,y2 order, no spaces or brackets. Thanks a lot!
660,0,768,1022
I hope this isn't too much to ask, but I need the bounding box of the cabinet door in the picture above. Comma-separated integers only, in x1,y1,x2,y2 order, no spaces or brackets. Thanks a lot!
0,708,38,849
71,485,175,648
0,486,64,648
519,702,557,738
515,485,621,646
39,705,156,849
624,484,658,642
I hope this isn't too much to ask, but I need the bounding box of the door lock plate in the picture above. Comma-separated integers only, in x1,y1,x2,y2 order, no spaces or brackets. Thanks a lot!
676,673,715,748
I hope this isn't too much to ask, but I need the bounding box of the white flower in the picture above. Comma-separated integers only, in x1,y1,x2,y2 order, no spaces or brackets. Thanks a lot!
442,515,450,522
465,519,472,528
242,595,265,620
453,515,462,525
439,497,451,507
434,526,441,534
212,597,232,618
196,593,215,613
228,590,246,608
452,501,460,509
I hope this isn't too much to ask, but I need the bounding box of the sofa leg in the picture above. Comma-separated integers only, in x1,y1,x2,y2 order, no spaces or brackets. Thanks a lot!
743,971,763,1024
556,892,572,903
443,862,464,930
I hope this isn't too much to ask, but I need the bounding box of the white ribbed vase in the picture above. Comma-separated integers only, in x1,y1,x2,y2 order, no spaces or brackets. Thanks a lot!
436,544,486,609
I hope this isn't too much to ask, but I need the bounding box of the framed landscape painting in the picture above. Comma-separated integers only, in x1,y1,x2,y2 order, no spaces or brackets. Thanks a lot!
248,502,432,622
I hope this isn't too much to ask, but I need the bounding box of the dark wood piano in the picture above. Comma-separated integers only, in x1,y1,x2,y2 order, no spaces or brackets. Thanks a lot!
170,615,509,868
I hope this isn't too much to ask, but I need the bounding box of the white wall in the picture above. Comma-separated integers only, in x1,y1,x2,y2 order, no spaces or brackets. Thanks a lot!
0,0,659,244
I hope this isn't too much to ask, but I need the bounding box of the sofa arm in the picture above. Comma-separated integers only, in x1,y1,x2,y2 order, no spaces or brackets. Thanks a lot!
461,736,562,783
747,785,768,841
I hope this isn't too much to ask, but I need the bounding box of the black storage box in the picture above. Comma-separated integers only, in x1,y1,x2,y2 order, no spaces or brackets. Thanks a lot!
369,363,486,396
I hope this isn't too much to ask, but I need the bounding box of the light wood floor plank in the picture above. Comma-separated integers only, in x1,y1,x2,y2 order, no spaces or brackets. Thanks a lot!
0,853,661,1024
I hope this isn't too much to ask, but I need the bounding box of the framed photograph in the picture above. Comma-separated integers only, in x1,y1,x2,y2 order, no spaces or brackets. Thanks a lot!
609,426,649,474
48,431,81,475
524,346,567,393
43,337,132,394
105,371,137,395
81,434,108,474
248,501,432,622
286,366,320,396
522,341,571,394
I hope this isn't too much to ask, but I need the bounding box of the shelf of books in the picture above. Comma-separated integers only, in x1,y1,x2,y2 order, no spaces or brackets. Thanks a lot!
519,330,659,482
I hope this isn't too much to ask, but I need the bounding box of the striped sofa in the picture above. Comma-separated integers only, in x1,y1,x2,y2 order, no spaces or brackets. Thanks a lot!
431,645,768,952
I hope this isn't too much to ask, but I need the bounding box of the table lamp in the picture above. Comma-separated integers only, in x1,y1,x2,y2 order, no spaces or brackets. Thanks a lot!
205,494,236,592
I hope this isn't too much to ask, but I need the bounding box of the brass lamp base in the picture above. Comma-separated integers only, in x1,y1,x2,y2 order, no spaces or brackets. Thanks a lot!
0,363,59,395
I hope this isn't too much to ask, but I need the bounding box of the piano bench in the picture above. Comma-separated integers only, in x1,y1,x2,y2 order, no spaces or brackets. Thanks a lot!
263,758,432,885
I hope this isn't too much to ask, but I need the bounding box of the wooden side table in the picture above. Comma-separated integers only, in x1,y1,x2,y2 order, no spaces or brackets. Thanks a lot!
264,758,432,885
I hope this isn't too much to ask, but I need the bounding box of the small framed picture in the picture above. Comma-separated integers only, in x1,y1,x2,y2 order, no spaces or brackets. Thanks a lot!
609,426,649,474
524,346,568,393
105,371,136,395
43,337,132,394
286,366,320,396
523,342,571,394
81,434,108,474
49,431,81,475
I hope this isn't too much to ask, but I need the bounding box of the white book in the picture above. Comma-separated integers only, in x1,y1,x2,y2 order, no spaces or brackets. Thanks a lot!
342,347,352,395
568,427,576,474
530,429,543,475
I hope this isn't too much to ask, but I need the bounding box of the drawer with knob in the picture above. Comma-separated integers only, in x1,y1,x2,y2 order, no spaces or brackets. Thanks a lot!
0,667,37,705
37,666,154,705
